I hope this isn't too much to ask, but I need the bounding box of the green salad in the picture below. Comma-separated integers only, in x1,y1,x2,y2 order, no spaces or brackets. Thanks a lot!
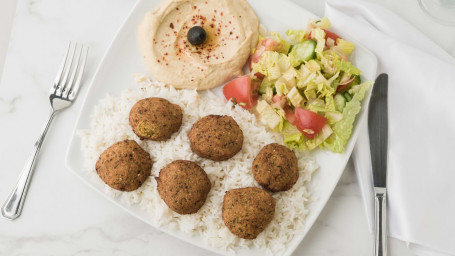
222,18,372,153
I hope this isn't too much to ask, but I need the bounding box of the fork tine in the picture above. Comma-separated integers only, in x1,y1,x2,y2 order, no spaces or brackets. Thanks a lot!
51,42,72,94
62,45,82,98
56,43,76,96
68,45,89,101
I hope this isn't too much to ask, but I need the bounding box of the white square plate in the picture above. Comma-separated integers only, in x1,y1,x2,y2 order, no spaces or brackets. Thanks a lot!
66,0,377,255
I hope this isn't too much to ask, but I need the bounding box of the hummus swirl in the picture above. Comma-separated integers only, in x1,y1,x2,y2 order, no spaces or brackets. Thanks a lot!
138,0,259,90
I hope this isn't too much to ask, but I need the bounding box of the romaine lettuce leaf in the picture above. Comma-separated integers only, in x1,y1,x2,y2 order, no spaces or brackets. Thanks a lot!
335,59,362,76
319,50,341,77
306,124,333,150
252,51,297,81
333,39,355,55
275,80,288,96
283,121,307,150
324,81,372,152
285,29,307,44
252,51,282,80
287,87,305,107
259,77,273,95
256,100,282,130
284,132,305,149
311,28,326,56
316,17,331,30
272,32,291,54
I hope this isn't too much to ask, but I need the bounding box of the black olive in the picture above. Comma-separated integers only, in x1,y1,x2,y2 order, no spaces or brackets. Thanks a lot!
187,26,207,45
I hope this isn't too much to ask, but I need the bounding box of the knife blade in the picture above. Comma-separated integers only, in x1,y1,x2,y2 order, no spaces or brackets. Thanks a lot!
369,73,389,188
368,73,388,256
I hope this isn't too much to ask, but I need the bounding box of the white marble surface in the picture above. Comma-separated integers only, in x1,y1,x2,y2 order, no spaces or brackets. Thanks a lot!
0,0,18,82
0,0,454,255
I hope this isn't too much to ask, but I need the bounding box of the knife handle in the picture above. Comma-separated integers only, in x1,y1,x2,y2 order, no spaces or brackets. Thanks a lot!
374,187,387,256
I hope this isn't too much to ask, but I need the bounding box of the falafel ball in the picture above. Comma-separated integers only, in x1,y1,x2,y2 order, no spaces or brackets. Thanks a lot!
188,115,243,161
96,140,152,192
222,187,276,239
156,160,211,214
252,143,299,192
129,97,183,141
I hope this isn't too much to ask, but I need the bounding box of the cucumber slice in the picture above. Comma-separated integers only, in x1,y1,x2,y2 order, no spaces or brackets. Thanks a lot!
289,39,317,63
344,92,352,102
335,93,346,112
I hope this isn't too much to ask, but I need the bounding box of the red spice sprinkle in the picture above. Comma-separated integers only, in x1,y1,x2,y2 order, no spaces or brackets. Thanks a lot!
220,12,223,16
214,9,217,13
236,36,239,39
164,53,169,56
170,23,174,29
193,5,197,9
157,60,161,63
229,21,231,24
176,7,179,10
210,24,214,28
201,69,204,71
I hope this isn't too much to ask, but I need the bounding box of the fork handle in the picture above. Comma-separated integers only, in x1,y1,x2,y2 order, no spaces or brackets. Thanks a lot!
1,110,56,220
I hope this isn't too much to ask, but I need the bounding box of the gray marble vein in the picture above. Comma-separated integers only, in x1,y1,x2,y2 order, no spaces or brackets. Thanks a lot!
0,96,20,114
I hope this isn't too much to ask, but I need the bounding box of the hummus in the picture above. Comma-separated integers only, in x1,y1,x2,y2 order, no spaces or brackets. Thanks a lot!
138,0,259,90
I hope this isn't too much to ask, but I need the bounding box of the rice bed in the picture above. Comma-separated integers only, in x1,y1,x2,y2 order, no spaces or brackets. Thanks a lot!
78,74,318,255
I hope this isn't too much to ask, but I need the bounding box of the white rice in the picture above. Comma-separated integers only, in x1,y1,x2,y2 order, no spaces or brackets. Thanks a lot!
78,74,318,255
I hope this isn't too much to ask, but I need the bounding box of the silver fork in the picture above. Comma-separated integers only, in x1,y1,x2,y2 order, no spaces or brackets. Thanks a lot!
1,42,89,220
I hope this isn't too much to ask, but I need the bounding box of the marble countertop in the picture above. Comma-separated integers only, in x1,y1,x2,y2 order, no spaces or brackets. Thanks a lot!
1,0,454,255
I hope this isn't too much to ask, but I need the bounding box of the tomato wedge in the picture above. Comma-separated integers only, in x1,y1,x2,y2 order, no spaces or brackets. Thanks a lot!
223,75,258,110
324,30,341,43
253,72,265,80
294,108,328,139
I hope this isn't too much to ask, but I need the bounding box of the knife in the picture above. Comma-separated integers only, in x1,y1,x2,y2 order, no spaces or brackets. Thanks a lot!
368,73,389,256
